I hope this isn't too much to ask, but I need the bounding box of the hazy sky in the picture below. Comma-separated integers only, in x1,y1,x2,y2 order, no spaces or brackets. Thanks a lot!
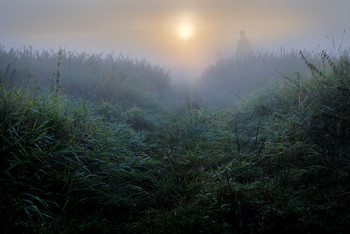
1,0,350,78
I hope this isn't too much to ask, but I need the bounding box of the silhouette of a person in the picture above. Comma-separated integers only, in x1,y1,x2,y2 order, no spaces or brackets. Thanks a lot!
236,30,252,57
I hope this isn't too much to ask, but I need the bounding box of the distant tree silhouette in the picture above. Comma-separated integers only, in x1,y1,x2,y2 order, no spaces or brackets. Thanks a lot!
236,30,252,57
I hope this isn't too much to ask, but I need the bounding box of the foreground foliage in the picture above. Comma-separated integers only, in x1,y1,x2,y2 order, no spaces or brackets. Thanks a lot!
0,48,350,233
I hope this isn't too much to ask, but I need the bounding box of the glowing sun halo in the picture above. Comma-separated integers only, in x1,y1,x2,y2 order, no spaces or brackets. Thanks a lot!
177,22,194,40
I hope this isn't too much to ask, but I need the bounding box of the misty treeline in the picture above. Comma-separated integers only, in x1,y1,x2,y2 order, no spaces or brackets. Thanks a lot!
198,50,312,106
0,46,171,106
1,44,350,233
0,45,321,108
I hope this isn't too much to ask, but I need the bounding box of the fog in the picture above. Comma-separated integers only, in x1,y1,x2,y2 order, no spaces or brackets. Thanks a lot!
1,0,350,80
2,2,350,232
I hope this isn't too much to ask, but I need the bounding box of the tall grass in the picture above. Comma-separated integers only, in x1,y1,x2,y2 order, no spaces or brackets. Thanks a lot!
1,44,350,233
0,85,164,232
196,50,321,107
0,45,171,107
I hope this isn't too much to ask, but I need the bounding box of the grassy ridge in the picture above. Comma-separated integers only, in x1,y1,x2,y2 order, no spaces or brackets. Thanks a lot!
0,87,164,232
197,50,320,107
0,46,350,233
0,46,172,107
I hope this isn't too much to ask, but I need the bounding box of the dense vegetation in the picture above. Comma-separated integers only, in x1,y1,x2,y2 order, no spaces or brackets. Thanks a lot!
197,50,309,107
1,45,350,233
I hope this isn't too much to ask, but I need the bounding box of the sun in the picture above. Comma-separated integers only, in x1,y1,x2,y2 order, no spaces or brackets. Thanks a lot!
177,22,194,40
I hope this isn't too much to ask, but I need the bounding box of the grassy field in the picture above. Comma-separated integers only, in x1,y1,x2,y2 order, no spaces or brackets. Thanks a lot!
1,45,350,233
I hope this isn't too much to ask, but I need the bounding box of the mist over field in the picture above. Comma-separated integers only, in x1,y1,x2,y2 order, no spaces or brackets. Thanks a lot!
1,0,350,233
1,0,350,80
